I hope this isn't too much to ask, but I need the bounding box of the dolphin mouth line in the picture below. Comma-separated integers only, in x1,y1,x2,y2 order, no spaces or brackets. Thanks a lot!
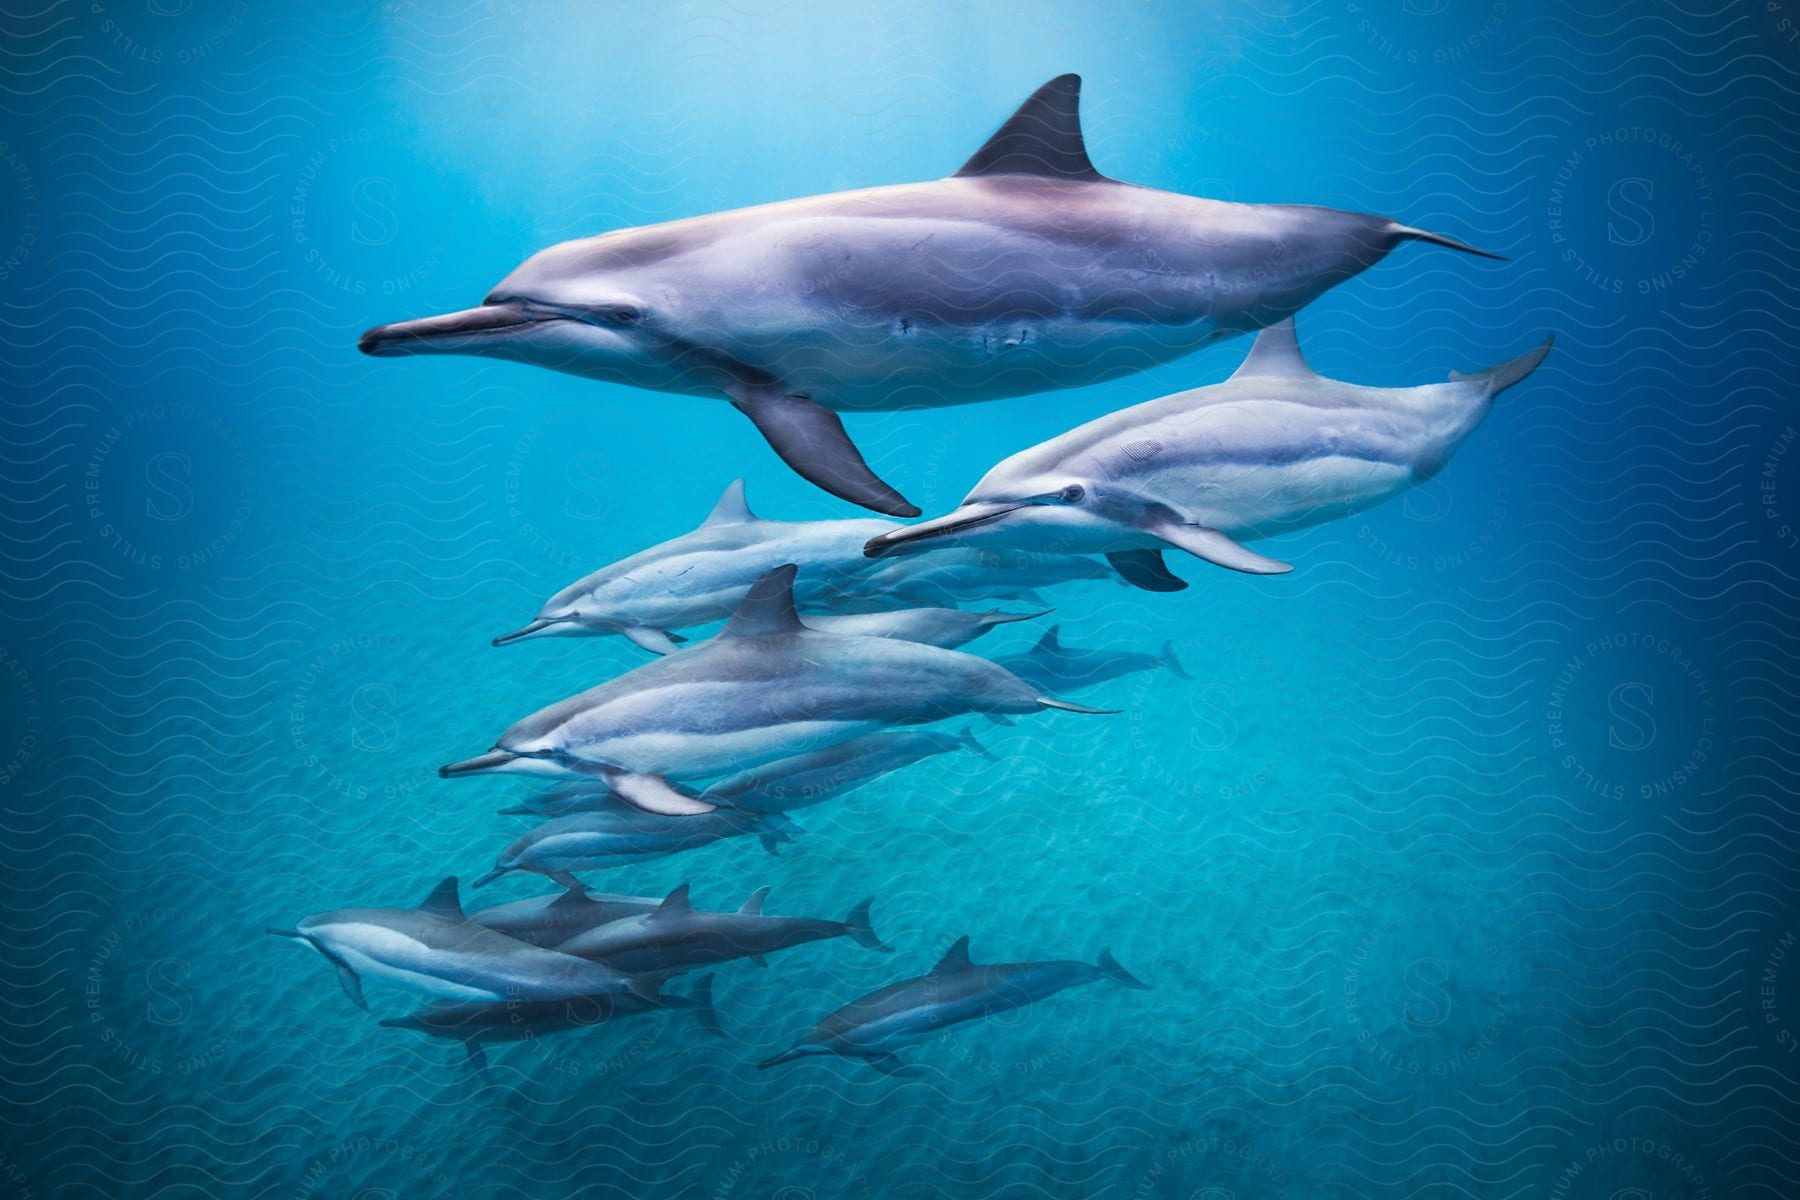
358,303,566,356
863,505,1022,557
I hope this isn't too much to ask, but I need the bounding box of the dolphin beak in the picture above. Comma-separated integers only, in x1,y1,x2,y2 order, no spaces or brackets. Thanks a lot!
756,1047,807,1070
862,503,1023,558
265,928,302,939
439,749,523,778
492,616,571,647
359,302,540,356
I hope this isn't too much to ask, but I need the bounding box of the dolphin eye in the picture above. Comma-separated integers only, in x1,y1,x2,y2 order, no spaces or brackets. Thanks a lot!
1058,484,1086,504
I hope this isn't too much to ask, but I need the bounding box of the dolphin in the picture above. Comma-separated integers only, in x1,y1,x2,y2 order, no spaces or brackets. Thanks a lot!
379,974,724,1081
842,542,1117,609
758,936,1148,1076
492,479,1078,652
555,883,891,975
994,625,1190,693
491,480,893,652
359,74,1500,515
865,319,1552,589
468,883,665,948
473,801,798,889
443,564,1113,814
267,877,658,1009
702,727,994,815
798,607,1046,651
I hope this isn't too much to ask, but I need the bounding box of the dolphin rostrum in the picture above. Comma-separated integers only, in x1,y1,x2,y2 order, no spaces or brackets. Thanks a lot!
473,801,798,889
994,625,1190,693
360,75,1500,515
492,479,1073,652
759,936,1149,1076
865,319,1552,589
380,974,724,1081
267,877,658,1009
555,882,891,975
443,564,1113,814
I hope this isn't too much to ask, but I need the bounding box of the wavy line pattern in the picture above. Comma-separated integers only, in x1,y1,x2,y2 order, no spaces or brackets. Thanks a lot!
1,1,1796,1198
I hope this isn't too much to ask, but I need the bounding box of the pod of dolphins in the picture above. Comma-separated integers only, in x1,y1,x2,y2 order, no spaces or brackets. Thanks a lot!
275,75,1551,1082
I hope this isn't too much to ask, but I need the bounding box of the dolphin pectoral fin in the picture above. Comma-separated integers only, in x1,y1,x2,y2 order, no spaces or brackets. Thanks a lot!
986,713,1017,727
466,1042,495,1087
600,769,717,816
728,387,920,518
1107,549,1189,592
335,964,368,1011
1153,524,1292,576
865,1053,919,1078
620,626,685,655
748,954,769,968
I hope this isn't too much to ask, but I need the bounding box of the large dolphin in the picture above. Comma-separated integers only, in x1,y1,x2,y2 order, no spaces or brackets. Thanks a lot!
468,883,664,948
267,877,657,1009
994,625,1189,693
492,479,1077,651
759,936,1148,1076
865,319,1552,589
555,883,890,975
443,564,1113,814
380,975,723,1080
359,74,1500,515
473,802,797,889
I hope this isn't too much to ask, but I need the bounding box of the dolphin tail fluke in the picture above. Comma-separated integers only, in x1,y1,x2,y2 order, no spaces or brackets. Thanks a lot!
1036,697,1120,716
845,898,893,953
727,386,921,518
1160,642,1193,680
1390,222,1507,261
1097,948,1150,991
439,749,521,778
956,726,999,762
688,974,728,1039
1451,336,1554,397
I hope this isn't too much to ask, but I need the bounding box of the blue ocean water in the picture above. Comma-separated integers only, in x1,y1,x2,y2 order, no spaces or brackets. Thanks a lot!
2,1,1795,1197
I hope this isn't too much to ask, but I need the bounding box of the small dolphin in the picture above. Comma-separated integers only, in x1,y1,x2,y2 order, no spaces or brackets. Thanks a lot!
994,625,1190,693
468,883,664,948
444,564,1113,813
799,607,1046,651
380,975,724,1081
865,319,1552,589
360,75,1499,515
267,877,655,1009
843,543,1117,609
474,801,797,889
496,784,621,819
759,936,1148,1076
703,727,994,815
555,883,890,975
491,480,893,652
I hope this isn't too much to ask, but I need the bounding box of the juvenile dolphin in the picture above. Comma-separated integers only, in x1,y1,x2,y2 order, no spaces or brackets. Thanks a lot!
994,625,1190,693
474,802,797,889
468,883,664,948
555,883,890,975
267,877,656,1009
444,564,1113,814
799,607,1046,651
703,727,994,815
492,479,1076,651
380,975,723,1080
359,74,1500,515
759,936,1148,1076
865,319,1552,589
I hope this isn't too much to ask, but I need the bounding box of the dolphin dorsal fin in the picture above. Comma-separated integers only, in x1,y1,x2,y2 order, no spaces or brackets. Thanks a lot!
1231,318,1314,381
931,936,975,975
649,883,694,922
719,565,804,638
739,886,770,916
418,877,464,921
701,479,757,527
550,883,590,908
953,74,1102,182
1032,625,1064,655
